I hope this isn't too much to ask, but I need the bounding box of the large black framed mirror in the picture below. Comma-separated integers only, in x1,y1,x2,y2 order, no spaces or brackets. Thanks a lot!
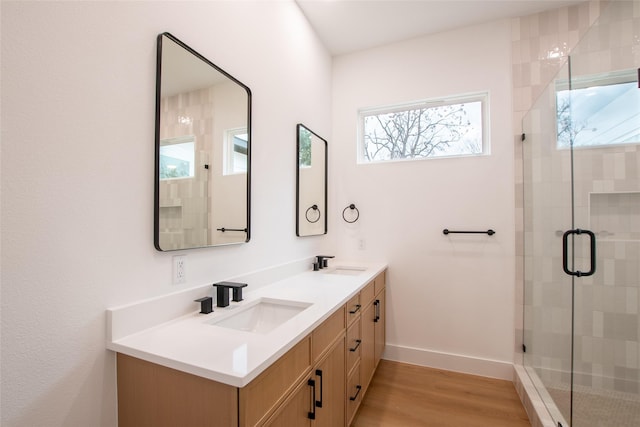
154,32,251,251
296,124,327,237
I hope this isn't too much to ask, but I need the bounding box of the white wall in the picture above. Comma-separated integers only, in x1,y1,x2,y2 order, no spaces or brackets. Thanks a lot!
331,19,516,377
0,1,331,425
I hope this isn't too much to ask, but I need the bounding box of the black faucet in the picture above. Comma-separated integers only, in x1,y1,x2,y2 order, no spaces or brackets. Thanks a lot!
314,255,335,270
212,281,248,307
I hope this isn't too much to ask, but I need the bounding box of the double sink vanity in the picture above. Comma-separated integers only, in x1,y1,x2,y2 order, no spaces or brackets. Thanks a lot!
131,30,383,426
107,261,387,426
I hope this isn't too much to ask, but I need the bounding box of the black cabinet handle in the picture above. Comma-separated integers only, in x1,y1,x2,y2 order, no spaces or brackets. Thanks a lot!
349,385,362,401
562,229,596,277
374,300,380,322
349,339,362,352
315,369,323,408
307,379,316,420
349,304,361,314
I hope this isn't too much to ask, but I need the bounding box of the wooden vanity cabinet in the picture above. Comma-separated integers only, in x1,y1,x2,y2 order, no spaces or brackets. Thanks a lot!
116,271,387,427
346,270,386,425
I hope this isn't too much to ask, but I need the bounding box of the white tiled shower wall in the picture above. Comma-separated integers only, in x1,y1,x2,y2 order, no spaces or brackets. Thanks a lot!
512,1,640,425
159,87,214,249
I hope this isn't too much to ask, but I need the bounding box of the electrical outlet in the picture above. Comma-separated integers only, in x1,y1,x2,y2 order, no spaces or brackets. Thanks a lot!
172,255,186,285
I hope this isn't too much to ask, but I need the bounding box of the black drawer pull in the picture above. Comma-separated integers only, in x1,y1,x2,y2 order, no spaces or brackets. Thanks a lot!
349,304,361,314
315,369,324,408
349,385,362,401
349,339,362,352
307,379,316,419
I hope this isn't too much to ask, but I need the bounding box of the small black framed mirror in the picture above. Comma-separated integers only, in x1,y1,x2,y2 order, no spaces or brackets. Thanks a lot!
154,33,251,251
296,124,327,237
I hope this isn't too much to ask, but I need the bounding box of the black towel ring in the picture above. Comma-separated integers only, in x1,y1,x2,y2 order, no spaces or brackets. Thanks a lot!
342,204,360,223
305,204,321,223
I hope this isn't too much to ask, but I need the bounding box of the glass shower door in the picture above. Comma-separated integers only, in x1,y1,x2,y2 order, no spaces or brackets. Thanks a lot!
565,1,640,424
522,59,575,427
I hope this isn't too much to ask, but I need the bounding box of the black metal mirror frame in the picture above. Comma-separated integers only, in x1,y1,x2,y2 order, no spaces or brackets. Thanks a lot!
154,32,252,251
296,123,328,237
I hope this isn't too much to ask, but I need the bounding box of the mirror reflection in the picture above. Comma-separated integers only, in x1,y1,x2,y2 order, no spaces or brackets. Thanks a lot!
296,124,327,237
155,33,251,251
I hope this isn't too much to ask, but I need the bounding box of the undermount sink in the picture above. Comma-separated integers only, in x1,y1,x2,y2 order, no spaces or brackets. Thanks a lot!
324,266,367,276
208,298,312,334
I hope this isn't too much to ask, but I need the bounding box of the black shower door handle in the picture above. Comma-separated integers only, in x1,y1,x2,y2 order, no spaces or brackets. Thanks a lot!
562,229,596,277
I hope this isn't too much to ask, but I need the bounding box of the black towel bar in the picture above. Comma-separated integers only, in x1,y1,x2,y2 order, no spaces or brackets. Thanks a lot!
217,227,248,233
443,229,495,236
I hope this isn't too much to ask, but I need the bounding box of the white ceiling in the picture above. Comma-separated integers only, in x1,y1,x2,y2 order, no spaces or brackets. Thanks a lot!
295,0,585,56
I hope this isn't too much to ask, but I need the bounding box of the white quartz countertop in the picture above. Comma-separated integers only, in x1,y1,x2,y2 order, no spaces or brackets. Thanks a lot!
107,261,386,387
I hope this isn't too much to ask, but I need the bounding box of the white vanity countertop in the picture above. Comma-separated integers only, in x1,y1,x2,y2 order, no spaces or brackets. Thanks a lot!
107,261,386,387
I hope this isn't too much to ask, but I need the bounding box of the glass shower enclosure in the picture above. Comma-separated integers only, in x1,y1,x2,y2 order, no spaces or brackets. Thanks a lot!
522,1,640,426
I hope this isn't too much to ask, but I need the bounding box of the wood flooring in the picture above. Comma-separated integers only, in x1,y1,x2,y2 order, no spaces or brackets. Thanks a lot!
351,360,531,427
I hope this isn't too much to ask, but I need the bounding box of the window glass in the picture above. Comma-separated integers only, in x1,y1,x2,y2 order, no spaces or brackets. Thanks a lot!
556,70,640,148
359,93,487,163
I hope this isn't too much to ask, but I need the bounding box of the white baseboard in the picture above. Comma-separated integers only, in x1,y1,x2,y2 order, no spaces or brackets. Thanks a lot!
383,344,514,381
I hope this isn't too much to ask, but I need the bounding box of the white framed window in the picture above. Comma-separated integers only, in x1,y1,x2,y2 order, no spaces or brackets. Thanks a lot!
556,69,640,149
224,128,248,175
358,92,488,164
159,136,195,180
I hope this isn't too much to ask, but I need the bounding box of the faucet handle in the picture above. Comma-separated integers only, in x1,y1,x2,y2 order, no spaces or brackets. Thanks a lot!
194,297,213,314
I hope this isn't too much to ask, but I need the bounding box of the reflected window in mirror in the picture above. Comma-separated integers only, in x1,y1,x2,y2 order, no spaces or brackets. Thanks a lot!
298,126,312,167
154,33,251,251
160,136,196,180
225,128,248,175
296,124,327,237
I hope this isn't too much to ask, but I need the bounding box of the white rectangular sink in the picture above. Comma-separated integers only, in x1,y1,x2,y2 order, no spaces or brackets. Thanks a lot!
324,266,367,276
208,298,312,334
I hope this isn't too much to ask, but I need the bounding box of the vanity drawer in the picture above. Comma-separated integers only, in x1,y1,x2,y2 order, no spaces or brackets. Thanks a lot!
312,305,346,363
346,321,361,374
346,362,362,425
346,294,361,326
374,270,386,295
360,280,375,307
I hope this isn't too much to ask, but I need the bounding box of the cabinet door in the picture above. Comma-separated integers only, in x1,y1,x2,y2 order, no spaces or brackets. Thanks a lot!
265,376,314,427
116,353,237,427
360,302,376,392
314,337,346,427
239,337,311,426
374,290,385,365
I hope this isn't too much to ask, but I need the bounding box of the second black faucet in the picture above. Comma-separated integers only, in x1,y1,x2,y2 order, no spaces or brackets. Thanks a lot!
314,255,335,271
